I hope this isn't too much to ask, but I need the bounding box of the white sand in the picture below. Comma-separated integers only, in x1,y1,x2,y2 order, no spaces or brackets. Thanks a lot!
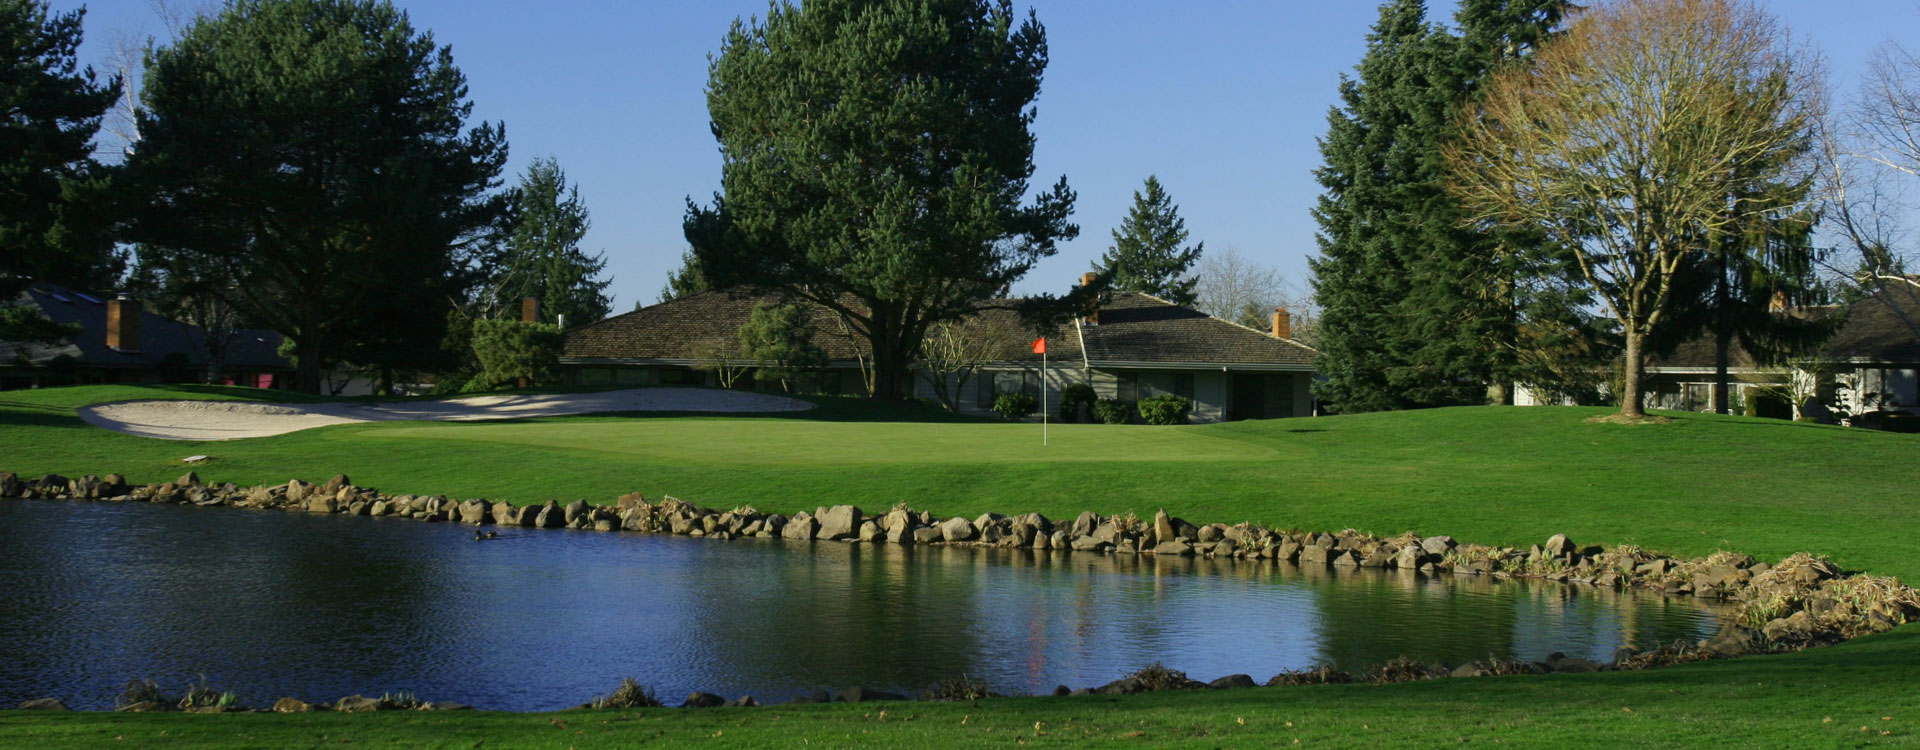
77,388,815,441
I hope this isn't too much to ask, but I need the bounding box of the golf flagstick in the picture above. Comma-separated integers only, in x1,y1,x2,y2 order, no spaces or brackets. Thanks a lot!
1032,337,1048,446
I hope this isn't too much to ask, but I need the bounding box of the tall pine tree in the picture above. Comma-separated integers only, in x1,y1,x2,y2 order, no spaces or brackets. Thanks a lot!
494,157,612,325
0,0,121,341
1095,175,1202,306
1310,0,1569,413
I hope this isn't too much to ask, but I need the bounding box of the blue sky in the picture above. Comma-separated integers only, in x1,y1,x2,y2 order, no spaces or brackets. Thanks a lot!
61,1,1920,311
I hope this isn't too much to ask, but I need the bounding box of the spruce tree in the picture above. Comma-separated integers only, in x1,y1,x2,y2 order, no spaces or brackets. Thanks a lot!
496,158,613,325
1310,0,1569,414
1095,175,1202,306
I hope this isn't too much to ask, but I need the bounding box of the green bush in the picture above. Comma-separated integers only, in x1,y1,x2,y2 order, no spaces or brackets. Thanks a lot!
1093,396,1134,424
1058,382,1097,422
1137,394,1190,425
992,391,1038,421
470,318,563,390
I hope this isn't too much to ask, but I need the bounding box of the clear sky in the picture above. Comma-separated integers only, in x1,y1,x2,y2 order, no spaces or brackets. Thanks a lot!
58,1,1920,312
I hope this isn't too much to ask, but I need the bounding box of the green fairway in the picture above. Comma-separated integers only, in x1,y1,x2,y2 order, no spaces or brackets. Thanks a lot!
3,384,1916,579
3,624,1918,748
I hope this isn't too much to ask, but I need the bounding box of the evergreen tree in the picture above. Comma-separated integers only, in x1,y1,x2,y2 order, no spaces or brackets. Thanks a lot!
687,0,1078,400
1309,0,1570,414
1095,175,1202,306
739,301,828,392
494,158,612,326
0,0,121,341
126,0,508,393
1651,149,1833,413
658,249,710,303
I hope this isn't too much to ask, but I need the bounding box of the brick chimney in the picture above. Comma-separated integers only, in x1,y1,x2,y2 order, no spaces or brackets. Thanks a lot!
1271,307,1291,339
521,297,539,323
1079,272,1100,325
107,294,141,352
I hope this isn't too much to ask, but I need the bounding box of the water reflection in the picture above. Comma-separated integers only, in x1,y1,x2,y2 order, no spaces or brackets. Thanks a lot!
0,501,1729,710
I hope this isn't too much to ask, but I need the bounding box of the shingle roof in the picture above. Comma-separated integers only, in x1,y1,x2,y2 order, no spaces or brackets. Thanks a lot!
1081,292,1317,367
562,288,1316,370
1650,288,1920,369
0,283,290,370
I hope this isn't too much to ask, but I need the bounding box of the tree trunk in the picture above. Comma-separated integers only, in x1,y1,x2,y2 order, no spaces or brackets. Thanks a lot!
1619,329,1647,418
1712,251,1732,414
1712,330,1732,415
295,337,323,395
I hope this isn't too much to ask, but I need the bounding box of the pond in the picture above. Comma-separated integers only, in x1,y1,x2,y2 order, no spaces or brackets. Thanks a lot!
0,500,1730,710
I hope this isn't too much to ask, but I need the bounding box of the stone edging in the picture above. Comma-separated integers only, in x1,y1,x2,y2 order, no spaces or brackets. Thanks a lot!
4,469,1917,712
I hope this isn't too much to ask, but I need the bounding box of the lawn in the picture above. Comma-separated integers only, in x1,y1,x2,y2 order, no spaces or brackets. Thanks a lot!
3,384,1915,578
2,624,1917,748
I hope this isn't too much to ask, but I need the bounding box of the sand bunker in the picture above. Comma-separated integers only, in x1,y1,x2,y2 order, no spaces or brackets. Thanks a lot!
78,388,815,441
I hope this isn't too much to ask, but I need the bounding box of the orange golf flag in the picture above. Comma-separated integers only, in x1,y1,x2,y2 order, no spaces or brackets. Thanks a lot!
1032,337,1046,354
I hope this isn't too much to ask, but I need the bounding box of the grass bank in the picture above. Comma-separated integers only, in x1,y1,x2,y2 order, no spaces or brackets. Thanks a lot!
2,624,1917,748
4,384,1915,579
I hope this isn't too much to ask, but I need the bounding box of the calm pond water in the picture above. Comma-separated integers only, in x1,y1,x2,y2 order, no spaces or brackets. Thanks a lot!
0,500,1730,710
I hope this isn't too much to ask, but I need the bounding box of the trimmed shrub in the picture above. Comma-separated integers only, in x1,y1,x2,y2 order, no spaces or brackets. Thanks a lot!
1137,394,1190,425
992,391,1038,421
1057,382,1097,422
1093,396,1134,424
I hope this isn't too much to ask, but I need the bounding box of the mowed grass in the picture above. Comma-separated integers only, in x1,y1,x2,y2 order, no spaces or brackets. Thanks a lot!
4,624,1919,748
3,384,1915,578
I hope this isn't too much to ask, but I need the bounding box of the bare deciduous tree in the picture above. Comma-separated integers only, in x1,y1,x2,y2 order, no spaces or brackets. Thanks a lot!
1192,245,1317,342
917,314,1023,412
1446,0,1820,419
691,336,751,389
1815,40,1920,339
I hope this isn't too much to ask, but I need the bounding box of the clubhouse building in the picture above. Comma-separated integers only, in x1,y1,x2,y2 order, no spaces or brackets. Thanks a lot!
560,287,1320,422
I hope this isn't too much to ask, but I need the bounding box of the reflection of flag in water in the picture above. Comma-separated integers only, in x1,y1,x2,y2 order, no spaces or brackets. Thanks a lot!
1032,337,1046,354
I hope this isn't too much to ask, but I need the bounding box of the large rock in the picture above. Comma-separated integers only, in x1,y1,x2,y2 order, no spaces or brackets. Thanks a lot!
458,500,491,525
682,692,726,709
1420,536,1455,556
321,474,351,495
1071,511,1100,538
939,517,977,542
816,505,863,541
1544,534,1573,559
286,480,314,504
857,521,882,542
1153,509,1176,544
271,697,317,713
0,472,22,497
783,513,818,540
1207,674,1256,690
491,501,518,526
883,508,914,535
563,499,590,526
535,500,567,529
333,695,382,713
306,496,337,514
1154,541,1194,556
911,526,944,544
616,492,649,513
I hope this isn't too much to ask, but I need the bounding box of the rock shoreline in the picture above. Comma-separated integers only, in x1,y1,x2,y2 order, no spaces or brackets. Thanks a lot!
4,469,1917,713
